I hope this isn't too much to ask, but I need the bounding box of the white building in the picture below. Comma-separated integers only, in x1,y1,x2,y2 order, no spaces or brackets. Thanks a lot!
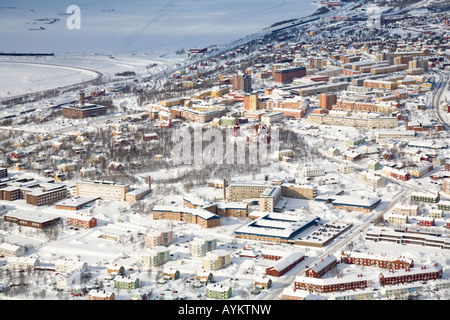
302,166,325,178
55,259,88,273
0,243,25,257
76,180,130,201
6,256,39,271
56,269,82,290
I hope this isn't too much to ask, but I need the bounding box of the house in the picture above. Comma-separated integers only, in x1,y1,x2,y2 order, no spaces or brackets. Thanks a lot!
108,162,124,171
195,270,214,284
56,270,81,290
328,147,340,157
162,268,180,280
89,289,115,300
107,264,125,276
255,277,272,290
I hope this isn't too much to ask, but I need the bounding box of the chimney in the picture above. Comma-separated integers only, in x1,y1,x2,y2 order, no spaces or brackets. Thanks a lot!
148,176,151,189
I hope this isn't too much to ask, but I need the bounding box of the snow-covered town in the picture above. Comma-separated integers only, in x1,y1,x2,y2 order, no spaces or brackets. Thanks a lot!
0,0,450,304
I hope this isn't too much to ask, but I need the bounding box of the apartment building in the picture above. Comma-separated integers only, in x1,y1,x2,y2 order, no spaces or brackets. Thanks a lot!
393,203,419,216
189,236,217,257
281,183,318,200
205,283,232,299
142,246,170,267
307,113,398,129
76,180,130,201
203,250,231,271
4,211,60,230
360,171,386,188
259,186,282,212
294,274,372,294
227,183,268,201
340,251,414,269
339,163,355,174
0,243,25,257
25,185,68,206
379,264,442,286
387,213,408,225
152,205,221,228
302,166,325,178
147,228,173,247
410,192,440,203
114,276,140,290
273,66,306,83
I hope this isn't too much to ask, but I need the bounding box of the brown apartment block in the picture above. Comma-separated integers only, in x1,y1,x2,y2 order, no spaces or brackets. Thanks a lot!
319,93,337,110
62,103,107,119
4,212,60,229
333,100,379,113
25,186,68,206
281,184,317,200
273,66,306,83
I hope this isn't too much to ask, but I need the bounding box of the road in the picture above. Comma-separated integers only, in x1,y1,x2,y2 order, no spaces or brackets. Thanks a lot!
430,70,450,130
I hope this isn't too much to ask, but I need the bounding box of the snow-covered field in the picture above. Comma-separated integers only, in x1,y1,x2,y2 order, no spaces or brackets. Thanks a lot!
0,61,99,98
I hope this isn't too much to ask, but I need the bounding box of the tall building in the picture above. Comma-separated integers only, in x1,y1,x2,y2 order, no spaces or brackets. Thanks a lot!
244,92,259,111
319,93,337,110
231,73,252,93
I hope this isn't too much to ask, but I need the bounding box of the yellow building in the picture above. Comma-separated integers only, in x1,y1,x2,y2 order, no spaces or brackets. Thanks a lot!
203,250,231,271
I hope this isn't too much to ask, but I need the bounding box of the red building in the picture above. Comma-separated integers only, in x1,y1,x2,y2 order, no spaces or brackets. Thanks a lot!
265,252,305,277
379,264,442,286
294,274,371,293
143,133,159,141
340,251,414,270
305,254,337,278
67,213,97,229
419,217,435,227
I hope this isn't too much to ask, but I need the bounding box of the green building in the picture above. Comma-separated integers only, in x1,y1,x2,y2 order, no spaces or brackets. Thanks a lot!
142,246,170,267
437,201,450,211
367,160,381,171
114,276,139,290
345,137,366,148
411,192,440,203
205,283,232,299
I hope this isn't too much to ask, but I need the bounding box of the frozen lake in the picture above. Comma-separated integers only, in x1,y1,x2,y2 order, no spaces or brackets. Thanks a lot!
0,0,319,55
